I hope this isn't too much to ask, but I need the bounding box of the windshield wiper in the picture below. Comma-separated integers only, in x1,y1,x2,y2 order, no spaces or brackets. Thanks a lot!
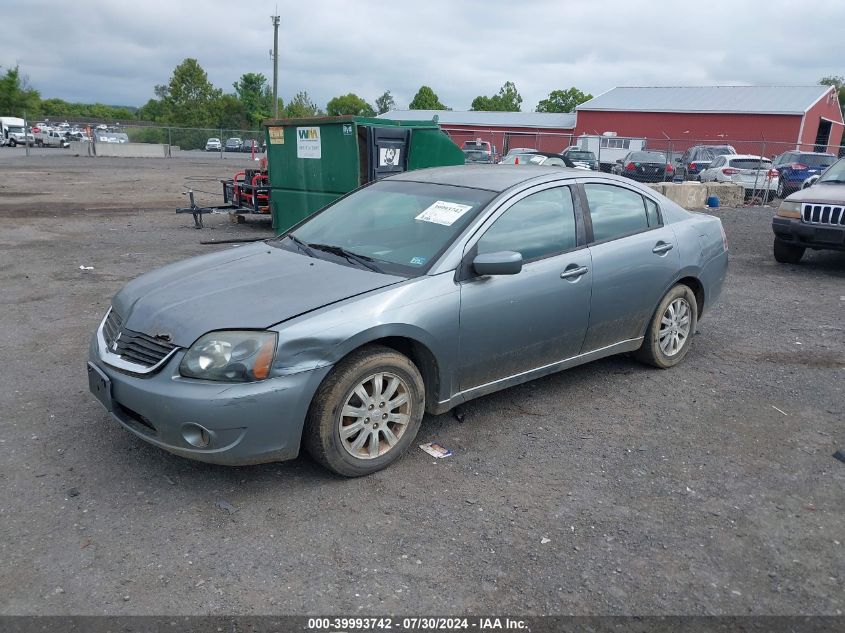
285,233,315,257
308,243,383,273
818,179,845,184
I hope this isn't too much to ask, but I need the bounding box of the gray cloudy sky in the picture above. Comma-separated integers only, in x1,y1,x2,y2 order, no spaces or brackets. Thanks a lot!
3,0,844,111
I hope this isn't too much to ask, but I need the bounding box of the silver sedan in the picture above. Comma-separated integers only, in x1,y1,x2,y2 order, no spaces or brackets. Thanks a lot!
88,166,728,476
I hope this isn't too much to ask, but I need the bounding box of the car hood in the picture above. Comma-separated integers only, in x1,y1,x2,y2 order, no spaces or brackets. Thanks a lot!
786,183,845,205
112,242,405,347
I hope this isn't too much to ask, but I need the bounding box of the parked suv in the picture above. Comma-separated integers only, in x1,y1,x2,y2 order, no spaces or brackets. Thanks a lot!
462,140,498,163
772,151,836,198
205,137,221,151
677,145,736,180
771,157,845,263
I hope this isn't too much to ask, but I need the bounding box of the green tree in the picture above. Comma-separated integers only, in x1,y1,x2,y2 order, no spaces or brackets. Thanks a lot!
233,72,272,126
819,76,845,110
157,58,222,127
137,98,167,122
0,65,41,117
218,93,249,130
375,90,396,114
409,85,447,110
326,93,375,117
471,81,522,112
283,91,321,118
536,87,593,113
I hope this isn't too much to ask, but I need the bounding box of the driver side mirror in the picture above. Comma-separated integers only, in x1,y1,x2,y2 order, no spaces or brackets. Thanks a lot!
473,251,523,276
615,159,623,164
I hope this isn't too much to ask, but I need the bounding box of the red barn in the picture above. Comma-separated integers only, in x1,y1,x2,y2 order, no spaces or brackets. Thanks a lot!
380,109,577,154
574,86,844,156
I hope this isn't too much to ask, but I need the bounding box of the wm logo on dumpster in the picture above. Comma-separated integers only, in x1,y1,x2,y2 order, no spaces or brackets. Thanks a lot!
298,128,319,140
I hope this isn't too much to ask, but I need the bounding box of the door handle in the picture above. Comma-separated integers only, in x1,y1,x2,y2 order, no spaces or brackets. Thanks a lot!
560,265,589,280
652,242,674,254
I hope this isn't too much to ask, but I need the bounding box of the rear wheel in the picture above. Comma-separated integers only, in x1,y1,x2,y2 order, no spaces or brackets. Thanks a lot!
776,178,786,198
773,239,804,264
636,284,698,369
304,345,425,477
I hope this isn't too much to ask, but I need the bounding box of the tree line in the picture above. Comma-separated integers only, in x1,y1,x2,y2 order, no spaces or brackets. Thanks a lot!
4,59,844,131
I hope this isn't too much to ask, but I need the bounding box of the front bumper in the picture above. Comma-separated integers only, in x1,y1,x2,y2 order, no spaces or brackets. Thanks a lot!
88,334,332,465
772,216,845,252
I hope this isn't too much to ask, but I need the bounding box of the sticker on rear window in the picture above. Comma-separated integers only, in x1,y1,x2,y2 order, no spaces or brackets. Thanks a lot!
415,201,473,226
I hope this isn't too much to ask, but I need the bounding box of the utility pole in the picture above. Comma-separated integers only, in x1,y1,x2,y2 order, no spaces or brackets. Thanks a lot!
271,12,280,118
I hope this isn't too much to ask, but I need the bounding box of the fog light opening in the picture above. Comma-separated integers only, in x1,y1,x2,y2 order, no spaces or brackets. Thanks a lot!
182,423,212,448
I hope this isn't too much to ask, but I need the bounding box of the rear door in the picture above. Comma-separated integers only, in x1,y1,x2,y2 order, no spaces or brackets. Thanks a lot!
578,180,680,352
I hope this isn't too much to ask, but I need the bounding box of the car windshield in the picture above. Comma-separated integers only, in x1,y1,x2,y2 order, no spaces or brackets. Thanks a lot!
8,126,23,133
798,153,835,167
566,151,595,161
817,159,845,183
275,180,496,276
630,151,666,162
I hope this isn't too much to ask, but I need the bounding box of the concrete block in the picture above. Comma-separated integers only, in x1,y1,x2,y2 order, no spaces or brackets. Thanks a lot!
92,142,169,158
69,141,92,156
645,183,667,195
704,182,744,207
660,182,708,209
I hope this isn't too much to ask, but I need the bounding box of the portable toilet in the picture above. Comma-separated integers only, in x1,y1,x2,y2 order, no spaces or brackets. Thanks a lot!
263,115,465,234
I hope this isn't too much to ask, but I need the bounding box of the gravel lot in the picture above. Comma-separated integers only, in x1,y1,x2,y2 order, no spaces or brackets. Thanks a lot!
0,151,843,616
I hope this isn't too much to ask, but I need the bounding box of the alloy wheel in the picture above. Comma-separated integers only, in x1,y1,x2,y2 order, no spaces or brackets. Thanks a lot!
339,372,411,460
659,298,691,357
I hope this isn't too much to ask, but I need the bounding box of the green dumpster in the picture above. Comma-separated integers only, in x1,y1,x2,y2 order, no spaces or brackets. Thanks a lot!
263,115,465,234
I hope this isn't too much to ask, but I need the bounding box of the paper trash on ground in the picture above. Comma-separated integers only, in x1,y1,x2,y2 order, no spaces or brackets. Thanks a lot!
419,442,452,458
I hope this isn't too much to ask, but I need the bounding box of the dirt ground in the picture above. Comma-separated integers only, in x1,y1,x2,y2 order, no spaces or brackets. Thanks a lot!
0,151,843,616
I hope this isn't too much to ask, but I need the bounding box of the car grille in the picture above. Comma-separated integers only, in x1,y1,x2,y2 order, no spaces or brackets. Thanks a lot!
103,310,176,368
802,203,845,227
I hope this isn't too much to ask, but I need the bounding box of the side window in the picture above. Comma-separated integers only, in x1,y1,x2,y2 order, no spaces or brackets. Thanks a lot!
584,184,650,242
711,156,724,168
477,187,577,261
645,198,661,227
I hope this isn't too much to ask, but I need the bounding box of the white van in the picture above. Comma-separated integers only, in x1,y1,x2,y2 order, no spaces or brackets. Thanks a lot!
577,133,647,172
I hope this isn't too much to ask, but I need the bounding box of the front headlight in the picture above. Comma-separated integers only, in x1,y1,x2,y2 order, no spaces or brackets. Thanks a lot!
180,331,277,382
776,200,801,218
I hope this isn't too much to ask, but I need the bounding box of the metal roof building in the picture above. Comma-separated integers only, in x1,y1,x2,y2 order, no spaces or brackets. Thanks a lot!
574,86,844,154
380,109,577,154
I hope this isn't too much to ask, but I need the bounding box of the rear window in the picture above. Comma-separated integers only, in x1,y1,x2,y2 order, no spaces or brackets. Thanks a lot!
729,158,772,169
798,154,835,167
630,151,666,162
566,151,596,160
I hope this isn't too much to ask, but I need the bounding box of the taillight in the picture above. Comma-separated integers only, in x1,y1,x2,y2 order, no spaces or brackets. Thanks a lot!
790,163,808,170
689,162,697,170
722,167,740,175
625,162,636,170
768,169,778,178
665,164,674,172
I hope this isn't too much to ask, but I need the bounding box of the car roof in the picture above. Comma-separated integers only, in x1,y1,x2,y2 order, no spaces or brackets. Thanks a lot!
387,165,582,192
725,154,769,160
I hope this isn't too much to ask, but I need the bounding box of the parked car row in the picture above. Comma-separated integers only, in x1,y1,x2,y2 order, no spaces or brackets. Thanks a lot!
211,137,265,153
611,151,675,183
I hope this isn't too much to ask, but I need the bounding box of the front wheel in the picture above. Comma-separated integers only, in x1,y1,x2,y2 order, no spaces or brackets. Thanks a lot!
776,178,786,198
304,345,425,477
8,139,16,147
773,239,804,264
636,284,698,369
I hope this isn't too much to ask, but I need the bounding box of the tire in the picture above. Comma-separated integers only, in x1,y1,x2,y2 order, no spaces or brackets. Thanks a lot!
776,178,786,198
8,139,16,147
303,345,425,477
773,239,804,264
636,284,698,369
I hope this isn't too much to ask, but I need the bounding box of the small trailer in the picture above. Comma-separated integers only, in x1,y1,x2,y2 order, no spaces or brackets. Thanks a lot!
576,133,647,172
177,166,270,228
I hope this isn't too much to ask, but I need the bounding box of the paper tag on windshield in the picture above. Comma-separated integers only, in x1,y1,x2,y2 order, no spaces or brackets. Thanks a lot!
415,201,473,226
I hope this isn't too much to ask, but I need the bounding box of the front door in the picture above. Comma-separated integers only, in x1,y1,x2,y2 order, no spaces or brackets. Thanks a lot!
458,185,592,391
